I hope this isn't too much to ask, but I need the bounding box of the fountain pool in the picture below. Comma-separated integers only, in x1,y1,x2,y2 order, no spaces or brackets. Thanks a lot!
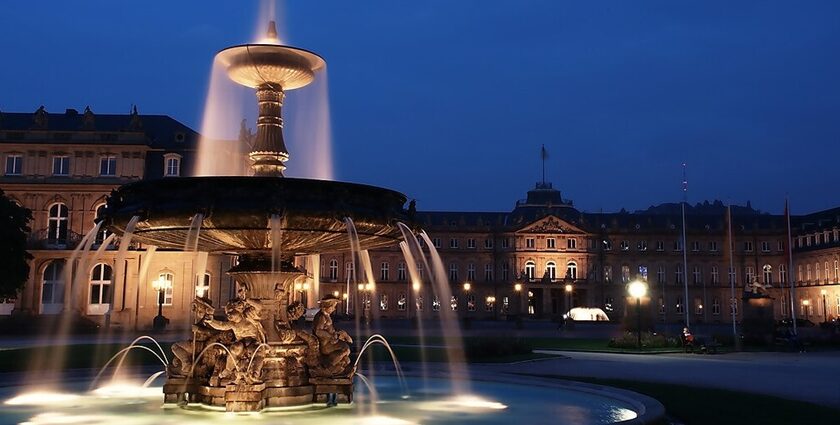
2,374,661,424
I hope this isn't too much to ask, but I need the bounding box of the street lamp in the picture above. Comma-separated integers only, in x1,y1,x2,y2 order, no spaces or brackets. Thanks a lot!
802,299,810,320
152,276,172,331
564,283,573,318
514,282,523,317
628,280,648,350
820,289,828,323
463,282,472,315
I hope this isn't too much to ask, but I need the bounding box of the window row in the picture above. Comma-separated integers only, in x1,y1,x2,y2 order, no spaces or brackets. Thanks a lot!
357,293,510,314
796,230,840,249
3,153,181,177
601,264,786,285
605,239,782,253
39,260,210,314
796,260,840,283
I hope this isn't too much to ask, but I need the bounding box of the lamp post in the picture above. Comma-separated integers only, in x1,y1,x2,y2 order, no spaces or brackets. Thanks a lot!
152,276,171,331
486,296,496,320
802,299,810,320
412,280,421,320
628,280,648,350
514,283,522,316
463,282,471,314
564,283,573,317
821,289,828,323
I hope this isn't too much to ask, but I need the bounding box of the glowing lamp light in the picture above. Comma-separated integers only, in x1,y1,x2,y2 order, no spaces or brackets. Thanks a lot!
628,280,648,299
564,284,573,293
358,283,365,291
342,293,348,300
365,282,374,291
412,281,421,292
821,289,827,296
514,283,522,292
463,282,471,291
333,291,339,297
152,277,172,292
802,299,810,306
302,283,310,290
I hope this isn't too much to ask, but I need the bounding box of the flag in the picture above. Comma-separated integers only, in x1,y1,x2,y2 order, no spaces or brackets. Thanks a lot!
541,145,549,160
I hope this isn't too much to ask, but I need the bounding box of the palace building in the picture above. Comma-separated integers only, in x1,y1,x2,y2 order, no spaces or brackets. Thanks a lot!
2,106,839,329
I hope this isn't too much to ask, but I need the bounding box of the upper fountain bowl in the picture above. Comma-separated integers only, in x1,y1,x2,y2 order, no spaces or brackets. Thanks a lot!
216,44,326,90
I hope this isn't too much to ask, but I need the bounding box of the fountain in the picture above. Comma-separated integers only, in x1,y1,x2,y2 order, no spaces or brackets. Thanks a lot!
1,15,666,425
101,21,409,412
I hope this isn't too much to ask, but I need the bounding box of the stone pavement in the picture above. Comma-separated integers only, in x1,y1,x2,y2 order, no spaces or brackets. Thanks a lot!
477,350,840,408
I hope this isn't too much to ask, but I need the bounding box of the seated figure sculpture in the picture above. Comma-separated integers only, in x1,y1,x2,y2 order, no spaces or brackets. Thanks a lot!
169,296,217,377
298,295,353,378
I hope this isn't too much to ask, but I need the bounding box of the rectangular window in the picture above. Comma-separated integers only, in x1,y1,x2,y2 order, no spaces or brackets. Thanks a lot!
711,266,719,285
467,238,476,249
676,297,684,314
501,238,510,249
467,263,476,281
673,240,683,251
380,262,390,281
657,266,665,284
709,241,718,252
397,294,406,311
433,238,441,248
397,262,406,281
547,238,556,249
449,263,458,281
502,262,509,280
621,265,630,283
658,297,665,314
100,156,117,176
778,241,785,252
52,156,70,176
449,238,459,249
744,241,753,252
568,238,577,249
637,240,648,251
484,264,493,282
484,238,493,249
745,266,755,283
691,241,700,252
693,266,702,284
675,265,684,284
761,241,770,252
379,294,388,311
712,298,721,315
525,238,535,249
467,294,476,312
5,154,22,175
604,265,612,284
603,239,613,251
656,241,664,251
694,297,703,315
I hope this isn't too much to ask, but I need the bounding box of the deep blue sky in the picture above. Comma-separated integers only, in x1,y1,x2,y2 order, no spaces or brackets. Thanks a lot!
2,1,839,214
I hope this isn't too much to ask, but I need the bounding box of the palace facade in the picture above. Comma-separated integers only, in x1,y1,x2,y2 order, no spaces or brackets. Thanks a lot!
2,107,838,330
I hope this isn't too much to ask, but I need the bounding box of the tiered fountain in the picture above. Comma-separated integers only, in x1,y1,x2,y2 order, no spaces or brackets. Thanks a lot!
102,22,409,412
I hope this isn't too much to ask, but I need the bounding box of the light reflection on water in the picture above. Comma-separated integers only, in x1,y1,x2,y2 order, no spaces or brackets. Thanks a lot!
2,377,637,425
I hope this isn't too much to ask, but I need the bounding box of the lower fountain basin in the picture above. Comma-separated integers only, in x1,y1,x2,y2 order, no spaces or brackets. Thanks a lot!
1,374,664,424
102,177,409,254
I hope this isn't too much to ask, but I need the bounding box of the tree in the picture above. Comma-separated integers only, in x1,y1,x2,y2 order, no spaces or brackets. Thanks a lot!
0,188,33,299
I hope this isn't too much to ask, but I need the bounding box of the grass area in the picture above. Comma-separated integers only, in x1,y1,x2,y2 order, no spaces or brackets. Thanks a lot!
549,375,840,425
0,342,172,374
377,335,683,354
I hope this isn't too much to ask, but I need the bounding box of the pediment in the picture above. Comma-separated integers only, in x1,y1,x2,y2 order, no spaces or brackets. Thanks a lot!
516,215,587,234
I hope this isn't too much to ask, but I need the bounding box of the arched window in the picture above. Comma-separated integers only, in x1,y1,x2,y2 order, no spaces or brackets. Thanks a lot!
196,272,211,298
525,261,536,281
88,263,112,315
545,261,557,281
48,203,69,246
41,260,65,314
329,259,338,281
779,264,787,283
763,264,772,285
567,261,578,280
163,153,182,177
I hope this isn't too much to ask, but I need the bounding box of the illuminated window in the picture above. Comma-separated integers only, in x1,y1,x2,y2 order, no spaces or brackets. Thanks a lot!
546,261,557,280
379,294,388,311
567,238,576,249
525,238,535,249
164,154,181,177
90,264,112,306
397,293,406,311
763,265,772,285
329,259,338,281
525,261,536,280
196,273,210,298
546,238,556,249
41,260,66,310
567,262,578,280
158,272,174,305
432,296,440,312
467,294,476,312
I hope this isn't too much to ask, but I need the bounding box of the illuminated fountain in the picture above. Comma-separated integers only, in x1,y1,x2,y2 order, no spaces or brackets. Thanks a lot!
102,21,408,412
1,17,664,425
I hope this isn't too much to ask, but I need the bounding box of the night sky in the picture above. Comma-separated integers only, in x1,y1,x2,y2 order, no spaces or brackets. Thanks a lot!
1,1,839,214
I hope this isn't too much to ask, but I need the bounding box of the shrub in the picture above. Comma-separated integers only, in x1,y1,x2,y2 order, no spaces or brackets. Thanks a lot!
463,336,533,360
608,331,680,349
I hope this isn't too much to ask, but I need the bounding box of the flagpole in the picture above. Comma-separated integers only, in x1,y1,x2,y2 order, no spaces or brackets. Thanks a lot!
541,145,546,185
786,198,798,336
681,163,690,330
727,204,737,340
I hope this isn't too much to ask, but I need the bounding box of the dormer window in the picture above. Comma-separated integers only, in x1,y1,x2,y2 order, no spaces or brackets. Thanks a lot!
164,153,182,177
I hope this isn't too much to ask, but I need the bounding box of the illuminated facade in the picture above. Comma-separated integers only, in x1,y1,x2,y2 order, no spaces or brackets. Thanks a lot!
2,106,838,328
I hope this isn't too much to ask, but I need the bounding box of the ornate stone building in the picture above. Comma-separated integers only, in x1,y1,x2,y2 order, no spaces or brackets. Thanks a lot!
2,106,839,329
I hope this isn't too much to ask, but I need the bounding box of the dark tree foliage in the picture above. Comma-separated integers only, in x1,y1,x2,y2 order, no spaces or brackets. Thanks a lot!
0,188,33,299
